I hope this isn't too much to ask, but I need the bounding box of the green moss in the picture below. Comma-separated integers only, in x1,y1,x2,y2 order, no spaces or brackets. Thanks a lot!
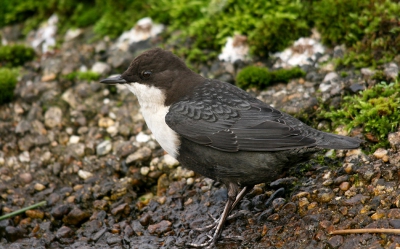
0,44,35,67
272,67,306,83
236,65,305,90
236,66,272,89
321,80,400,150
0,68,18,105
310,0,400,69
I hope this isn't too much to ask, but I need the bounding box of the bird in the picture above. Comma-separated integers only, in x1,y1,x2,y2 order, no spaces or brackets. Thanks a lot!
100,48,361,248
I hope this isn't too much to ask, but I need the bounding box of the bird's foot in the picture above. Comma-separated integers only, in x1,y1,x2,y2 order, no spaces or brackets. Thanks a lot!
194,210,246,232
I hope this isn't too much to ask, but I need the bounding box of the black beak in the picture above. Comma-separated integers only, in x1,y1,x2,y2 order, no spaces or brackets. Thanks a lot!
100,75,127,84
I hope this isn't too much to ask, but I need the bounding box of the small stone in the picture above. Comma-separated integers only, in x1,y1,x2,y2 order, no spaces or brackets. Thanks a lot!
298,197,310,208
136,132,150,143
318,190,335,203
96,140,112,156
339,182,350,191
93,200,108,210
91,62,111,75
51,205,72,219
140,166,150,176
56,226,74,239
107,125,118,136
19,172,33,184
327,235,343,248
384,62,399,79
334,175,349,185
139,213,152,226
371,210,386,220
186,178,194,185
78,170,93,180
388,132,400,151
98,117,115,128
388,209,400,219
361,68,375,77
322,179,333,186
15,120,32,135
162,154,179,168
68,135,80,144
18,151,30,162
44,107,63,128
126,147,152,164
34,183,46,191
373,148,388,160
148,220,172,235
63,208,90,225
111,203,130,216
272,198,286,211
25,209,44,219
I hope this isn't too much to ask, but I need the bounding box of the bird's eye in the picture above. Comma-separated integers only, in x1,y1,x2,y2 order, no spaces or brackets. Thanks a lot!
141,71,152,79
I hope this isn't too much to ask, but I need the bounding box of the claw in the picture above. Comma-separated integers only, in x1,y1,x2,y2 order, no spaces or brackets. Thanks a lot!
188,185,250,248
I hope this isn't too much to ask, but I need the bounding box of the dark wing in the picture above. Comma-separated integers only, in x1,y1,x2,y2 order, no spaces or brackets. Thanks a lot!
165,80,318,152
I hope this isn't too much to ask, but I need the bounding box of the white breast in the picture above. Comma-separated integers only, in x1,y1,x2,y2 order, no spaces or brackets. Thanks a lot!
125,83,180,158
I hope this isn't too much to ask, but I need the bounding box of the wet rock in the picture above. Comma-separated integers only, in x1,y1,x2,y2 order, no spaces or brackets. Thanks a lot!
272,198,286,211
388,132,400,151
19,172,33,184
96,140,112,156
388,209,400,219
373,148,389,162
18,135,35,151
15,120,32,135
50,205,71,219
327,235,343,248
56,226,74,239
98,117,115,128
384,62,399,79
34,183,46,191
78,170,93,180
34,134,50,146
18,151,30,162
63,207,90,225
139,213,152,226
147,220,172,235
317,189,335,203
111,203,130,216
343,194,369,206
44,107,63,128
334,175,349,185
339,182,350,191
126,147,152,165
25,209,44,219
5,226,27,242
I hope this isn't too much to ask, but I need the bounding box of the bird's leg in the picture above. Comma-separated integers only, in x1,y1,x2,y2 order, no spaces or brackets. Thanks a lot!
188,184,250,248
208,182,239,246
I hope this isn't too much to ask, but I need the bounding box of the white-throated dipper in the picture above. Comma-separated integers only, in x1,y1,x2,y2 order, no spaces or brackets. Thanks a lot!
100,48,361,248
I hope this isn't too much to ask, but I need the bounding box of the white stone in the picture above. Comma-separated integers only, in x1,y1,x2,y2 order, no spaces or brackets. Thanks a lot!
140,166,150,176
69,135,80,144
78,170,93,180
19,151,30,163
136,132,150,143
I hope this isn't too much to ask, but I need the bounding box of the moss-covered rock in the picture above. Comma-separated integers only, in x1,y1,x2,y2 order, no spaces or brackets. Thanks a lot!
236,65,305,90
0,44,35,67
0,68,18,105
236,66,272,89
321,80,400,150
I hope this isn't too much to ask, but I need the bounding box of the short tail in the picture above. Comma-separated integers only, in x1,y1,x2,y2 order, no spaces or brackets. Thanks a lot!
317,132,362,150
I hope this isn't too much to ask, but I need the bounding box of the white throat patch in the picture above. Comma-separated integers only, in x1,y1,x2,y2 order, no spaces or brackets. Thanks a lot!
125,83,180,158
